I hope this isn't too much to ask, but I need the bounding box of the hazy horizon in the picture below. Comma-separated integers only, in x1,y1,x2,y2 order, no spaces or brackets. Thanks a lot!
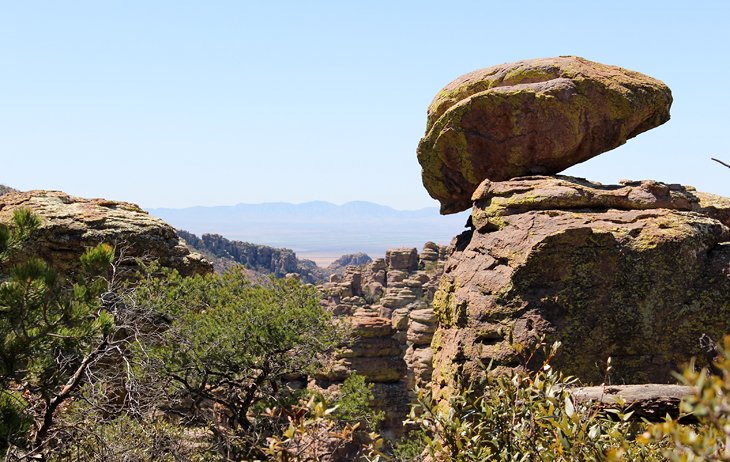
149,200,470,265
150,199,442,212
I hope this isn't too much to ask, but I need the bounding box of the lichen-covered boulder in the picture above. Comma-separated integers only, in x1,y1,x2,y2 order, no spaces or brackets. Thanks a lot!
418,56,672,214
0,190,212,276
431,176,730,400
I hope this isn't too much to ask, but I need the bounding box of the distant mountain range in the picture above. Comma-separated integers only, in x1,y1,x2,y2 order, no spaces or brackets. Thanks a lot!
148,201,469,265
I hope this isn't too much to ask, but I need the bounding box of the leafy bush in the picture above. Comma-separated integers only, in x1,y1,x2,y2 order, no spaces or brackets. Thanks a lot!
389,428,429,462
132,267,343,459
263,393,365,461
47,412,198,462
332,374,385,431
263,374,384,461
405,340,667,461
640,336,730,461
0,211,129,458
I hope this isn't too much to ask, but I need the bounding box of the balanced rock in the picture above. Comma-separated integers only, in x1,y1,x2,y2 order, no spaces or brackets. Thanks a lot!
418,56,672,214
432,176,730,400
0,190,212,276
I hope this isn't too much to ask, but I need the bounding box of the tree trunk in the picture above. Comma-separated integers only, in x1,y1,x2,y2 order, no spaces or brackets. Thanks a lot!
569,384,695,422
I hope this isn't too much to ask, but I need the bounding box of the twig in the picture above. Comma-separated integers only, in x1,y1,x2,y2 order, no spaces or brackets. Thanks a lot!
711,157,730,169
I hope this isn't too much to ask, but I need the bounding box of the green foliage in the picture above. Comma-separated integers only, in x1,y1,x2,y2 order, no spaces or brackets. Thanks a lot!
0,208,40,264
47,412,200,462
262,374,384,461
0,210,123,457
133,266,342,458
389,429,429,462
264,393,366,461
640,336,730,461
406,340,667,461
0,243,114,388
332,374,384,431
0,391,31,451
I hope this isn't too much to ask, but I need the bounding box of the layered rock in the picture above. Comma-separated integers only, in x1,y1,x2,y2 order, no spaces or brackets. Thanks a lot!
432,176,730,399
417,56,672,214
0,190,212,276
317,242,449,438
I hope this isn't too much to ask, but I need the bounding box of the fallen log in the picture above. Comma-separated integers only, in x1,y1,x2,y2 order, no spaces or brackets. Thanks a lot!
569,384,695,422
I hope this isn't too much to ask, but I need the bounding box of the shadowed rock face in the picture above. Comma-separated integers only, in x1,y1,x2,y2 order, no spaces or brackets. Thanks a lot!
417,56,672,214
431,176,730,400
0,190,212,276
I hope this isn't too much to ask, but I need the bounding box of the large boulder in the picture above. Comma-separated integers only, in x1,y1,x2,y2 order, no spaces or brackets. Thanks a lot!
0,190,212,276
431,176,730,399
418,56,672,214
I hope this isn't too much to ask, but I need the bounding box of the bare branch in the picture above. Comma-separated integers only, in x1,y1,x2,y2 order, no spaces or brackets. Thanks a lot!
711,157,730,169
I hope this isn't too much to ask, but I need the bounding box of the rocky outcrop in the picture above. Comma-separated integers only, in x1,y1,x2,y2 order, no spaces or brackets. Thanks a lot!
0,190,212,276
417,56,672,214
431,176,730,399
328,253,373,272
0,185,17,197
317,242,449,438
177,230,328,283
471,176,730,229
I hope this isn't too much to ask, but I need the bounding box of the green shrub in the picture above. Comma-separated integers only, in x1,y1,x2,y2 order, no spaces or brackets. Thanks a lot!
333,374,385,431
405,340,667,461
640,336,730,461
0,391,31,453
389,428,429,462
133,266,343,459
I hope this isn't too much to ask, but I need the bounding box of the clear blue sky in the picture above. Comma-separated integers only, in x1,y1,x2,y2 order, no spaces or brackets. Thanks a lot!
2,1,729,209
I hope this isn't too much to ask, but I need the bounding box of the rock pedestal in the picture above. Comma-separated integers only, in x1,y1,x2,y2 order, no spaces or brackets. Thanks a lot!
431,176,730,399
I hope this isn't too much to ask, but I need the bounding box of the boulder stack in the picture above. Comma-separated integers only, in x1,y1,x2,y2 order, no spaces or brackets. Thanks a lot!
417,58,730,402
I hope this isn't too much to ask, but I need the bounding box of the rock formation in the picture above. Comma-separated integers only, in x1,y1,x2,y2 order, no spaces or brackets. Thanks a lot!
328,252,373,272
0,185,17,197
432,176,730,397
177,230,328,283
316,242,448,438
416,59,730,403
0,190,212,276
417,56,673,214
